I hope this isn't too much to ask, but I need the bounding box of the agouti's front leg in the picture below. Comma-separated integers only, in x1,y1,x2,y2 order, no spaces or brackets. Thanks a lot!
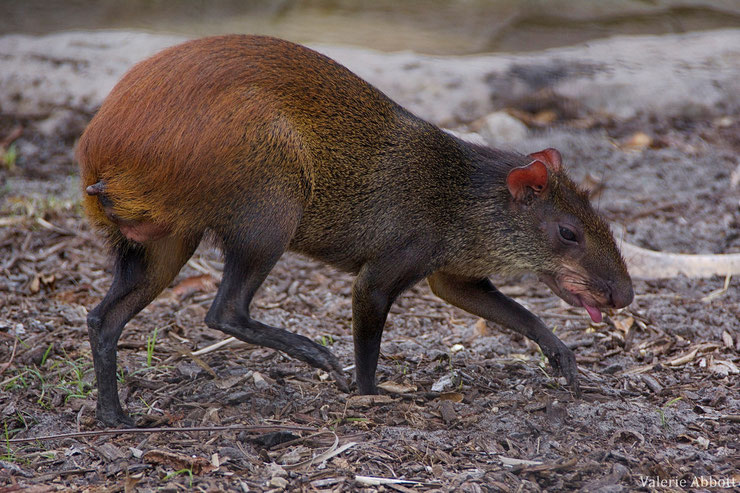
352,261,426,394
427,271,581,397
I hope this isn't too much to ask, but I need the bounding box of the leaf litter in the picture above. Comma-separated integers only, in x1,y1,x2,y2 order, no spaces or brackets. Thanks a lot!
1,107,739,491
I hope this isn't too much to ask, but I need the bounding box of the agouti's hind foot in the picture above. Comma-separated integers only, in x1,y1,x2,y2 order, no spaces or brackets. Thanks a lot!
211,318,349,392
281,336,349,392
96,402,135,428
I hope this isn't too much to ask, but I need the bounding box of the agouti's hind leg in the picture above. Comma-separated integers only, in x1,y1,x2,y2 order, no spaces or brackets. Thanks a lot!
87,235,200,427
205,227,348,392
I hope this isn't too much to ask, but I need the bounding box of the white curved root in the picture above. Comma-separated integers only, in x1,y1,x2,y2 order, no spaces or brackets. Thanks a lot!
618,240,740,279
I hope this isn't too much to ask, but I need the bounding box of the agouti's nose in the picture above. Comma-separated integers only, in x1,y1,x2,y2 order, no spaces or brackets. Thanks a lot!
608,282,634,308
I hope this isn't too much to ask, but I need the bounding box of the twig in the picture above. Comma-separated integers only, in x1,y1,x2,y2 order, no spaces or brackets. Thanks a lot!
0,125,23,149
355,475,421,486
282,432,358,470
191,336,240,356
0,337,19,376
7,424,316,443
167,336,218,378
35,217,74,236
701,274,732,302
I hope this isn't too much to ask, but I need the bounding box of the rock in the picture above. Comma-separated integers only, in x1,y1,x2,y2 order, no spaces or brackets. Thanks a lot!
442,128,487,146
476,111,528,146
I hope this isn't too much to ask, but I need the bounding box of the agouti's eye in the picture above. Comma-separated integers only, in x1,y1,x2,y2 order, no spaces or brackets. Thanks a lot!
558,226,578,243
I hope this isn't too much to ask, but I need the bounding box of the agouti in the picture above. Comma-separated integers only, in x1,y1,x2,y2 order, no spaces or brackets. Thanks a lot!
77,35,633,427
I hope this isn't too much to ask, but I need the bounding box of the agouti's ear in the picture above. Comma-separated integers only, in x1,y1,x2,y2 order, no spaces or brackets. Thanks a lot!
528,148,562,172
506,160,549,202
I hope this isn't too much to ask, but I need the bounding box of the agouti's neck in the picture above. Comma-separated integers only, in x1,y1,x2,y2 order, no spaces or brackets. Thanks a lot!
432,136,536,277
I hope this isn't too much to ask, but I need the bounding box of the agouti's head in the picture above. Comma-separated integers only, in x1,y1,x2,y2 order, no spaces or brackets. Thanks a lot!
504,148,633,323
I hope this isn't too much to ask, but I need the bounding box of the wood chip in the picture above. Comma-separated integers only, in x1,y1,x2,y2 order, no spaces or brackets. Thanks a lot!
499,456,543,467
377,381,417,394
438,400,457,424
641,374,664,393
668,344,720,366
142,449,216,475
346,395,395,408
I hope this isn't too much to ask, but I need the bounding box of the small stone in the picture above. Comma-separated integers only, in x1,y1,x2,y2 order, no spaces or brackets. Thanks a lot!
450,343,465,353
268,476,288,489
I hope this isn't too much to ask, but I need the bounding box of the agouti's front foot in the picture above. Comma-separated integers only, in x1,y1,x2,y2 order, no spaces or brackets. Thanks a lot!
542,341,581,397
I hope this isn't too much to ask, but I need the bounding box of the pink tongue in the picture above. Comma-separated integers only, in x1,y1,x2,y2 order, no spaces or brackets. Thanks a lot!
582,302,602,323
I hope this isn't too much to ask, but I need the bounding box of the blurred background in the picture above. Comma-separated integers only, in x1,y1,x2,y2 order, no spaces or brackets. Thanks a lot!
3,0,740,54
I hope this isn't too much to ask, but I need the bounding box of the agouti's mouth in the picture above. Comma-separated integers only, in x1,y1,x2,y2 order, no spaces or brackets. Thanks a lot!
539,272,606,324
578,297,603,324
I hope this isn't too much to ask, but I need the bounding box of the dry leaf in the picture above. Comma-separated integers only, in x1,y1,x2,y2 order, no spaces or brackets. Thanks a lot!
613,316,634,334
533,110,557,125
708,358,739,377
377,381,417,394
475,318,490,337
668,347,699,366
722,331,734,350
172,274,216,298
621,131,652,151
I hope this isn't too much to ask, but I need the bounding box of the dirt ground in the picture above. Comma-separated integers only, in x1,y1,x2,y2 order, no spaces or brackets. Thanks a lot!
0,96,739,492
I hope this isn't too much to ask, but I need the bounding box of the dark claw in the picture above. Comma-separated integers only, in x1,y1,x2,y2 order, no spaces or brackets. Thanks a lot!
278,335,348,392
329,370,349,393
543,342,581,398
306,344,348,392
